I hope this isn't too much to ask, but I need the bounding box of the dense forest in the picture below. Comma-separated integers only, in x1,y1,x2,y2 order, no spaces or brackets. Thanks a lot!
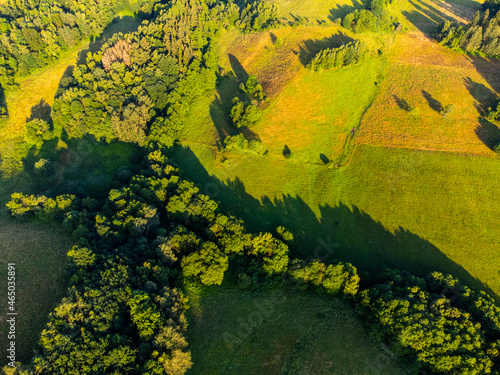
2,0,500,373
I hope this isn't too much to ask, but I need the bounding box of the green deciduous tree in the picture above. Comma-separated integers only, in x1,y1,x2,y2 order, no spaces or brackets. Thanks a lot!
181,241,228,285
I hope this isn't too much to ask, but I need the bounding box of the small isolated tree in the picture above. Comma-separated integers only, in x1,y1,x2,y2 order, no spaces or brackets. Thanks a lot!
283,145,292,159
494,142,500,154
440,104,455,117
230,98,261,128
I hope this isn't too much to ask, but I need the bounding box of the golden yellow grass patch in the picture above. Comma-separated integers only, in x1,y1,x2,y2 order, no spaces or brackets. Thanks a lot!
356,34,500,156
1,43,86,140
218,25,353,99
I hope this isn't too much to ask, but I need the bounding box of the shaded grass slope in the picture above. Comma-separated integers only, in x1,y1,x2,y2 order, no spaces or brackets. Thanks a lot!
186,288,406,375
0,219,73,366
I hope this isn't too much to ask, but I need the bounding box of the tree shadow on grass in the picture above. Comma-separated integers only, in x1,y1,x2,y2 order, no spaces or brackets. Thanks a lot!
475,117,500,150
422,90,444,112
402,0,457,36
228,54,249,84
209,69,261,146
27,99,52,125
171,145,499,301
328,4,356,22
209,73,245,144
393,95,412,111
320,153,330,164
55,65,75,98
469,56,500,95
0,131,144,211
463,77,498,115
0,86,7,119
427,0,481,21
298,32,354,67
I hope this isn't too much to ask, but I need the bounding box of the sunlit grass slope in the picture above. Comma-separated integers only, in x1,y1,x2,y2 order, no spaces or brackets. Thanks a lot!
267,0,365,22
186,289,405,375
357,34,500,155
255,58,381,164
173,141,500,297
0,43,85,178
267,0,483,34
177,0,500,299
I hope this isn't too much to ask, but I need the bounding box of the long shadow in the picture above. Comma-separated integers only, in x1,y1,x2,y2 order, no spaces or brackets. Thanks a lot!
427,0,481,21
209,73,261,145
228,54,249,84
55,65,75,98
463,77,498,115
475,117,500,150
171,145,499,301
392,95,412,111
422,89,444,112
0,130,144,214
209,64,261,145
0,85,7,119
298,32,354,67
402,0,460,36
469,56,500,95
327,4,358,22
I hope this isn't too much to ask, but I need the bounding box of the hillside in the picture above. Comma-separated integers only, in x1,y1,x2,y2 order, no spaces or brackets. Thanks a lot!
176,0,500,299
1,0,500,373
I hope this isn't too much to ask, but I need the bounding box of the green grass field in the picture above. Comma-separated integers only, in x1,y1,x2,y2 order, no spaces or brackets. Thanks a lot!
0,219,73,366
186,288,405,375
268,0,365,22
174,0,500,301
254,57,382,164
173,141,500,298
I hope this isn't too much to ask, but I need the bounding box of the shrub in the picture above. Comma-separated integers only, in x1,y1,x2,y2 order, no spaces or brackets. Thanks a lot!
494,143,500,154
240,75,266,101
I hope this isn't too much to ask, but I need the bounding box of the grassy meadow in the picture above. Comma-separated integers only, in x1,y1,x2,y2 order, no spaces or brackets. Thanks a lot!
0,43,86,178
0,0,499,371
186,288,405,375
175,0,500,299
357,34,500,155
0,219,73,366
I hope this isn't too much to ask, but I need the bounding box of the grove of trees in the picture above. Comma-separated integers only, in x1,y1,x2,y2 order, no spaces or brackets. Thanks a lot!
437,10,500,55
307,41,367,72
